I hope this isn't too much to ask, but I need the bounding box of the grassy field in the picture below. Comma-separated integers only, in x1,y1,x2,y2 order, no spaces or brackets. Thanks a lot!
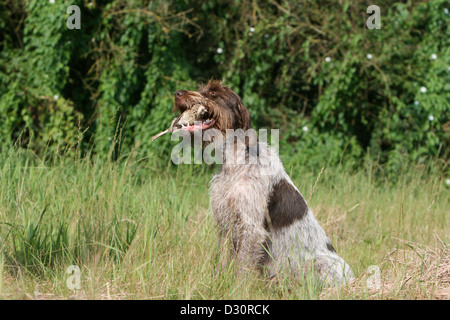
0,148,448,300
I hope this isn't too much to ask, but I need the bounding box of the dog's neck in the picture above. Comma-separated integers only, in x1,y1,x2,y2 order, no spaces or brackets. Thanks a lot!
220,139,261,168
203,129,260,169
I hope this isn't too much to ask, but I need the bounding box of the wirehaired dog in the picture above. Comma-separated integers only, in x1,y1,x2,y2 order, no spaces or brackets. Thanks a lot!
160,80,354,286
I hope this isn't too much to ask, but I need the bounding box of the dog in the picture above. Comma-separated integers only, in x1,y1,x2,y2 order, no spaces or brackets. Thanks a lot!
164,80,354,286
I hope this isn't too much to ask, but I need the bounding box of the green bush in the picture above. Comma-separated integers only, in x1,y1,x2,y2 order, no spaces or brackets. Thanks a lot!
0,0,448,172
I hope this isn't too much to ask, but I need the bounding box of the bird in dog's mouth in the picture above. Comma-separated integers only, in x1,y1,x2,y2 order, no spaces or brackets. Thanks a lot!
152,104,215,141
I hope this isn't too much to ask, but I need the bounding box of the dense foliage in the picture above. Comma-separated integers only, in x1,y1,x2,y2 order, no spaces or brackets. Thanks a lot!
0,0,449,172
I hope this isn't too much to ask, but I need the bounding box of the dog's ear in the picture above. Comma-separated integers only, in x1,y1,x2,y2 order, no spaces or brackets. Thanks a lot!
236,101,258,149
238,102,252,131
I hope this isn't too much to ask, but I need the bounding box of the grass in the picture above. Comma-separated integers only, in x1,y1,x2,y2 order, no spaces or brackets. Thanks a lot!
0,147,448,300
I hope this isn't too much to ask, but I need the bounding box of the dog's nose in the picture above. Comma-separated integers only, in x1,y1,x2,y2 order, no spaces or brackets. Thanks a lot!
175,90,185,99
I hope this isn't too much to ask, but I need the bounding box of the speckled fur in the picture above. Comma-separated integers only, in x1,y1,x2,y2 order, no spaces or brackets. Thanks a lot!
210,141,354,286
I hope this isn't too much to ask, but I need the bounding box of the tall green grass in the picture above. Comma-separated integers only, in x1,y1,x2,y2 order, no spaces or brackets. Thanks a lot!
0,147,448,299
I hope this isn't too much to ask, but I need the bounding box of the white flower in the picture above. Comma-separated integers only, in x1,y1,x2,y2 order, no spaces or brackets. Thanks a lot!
431,53,437,60
414,100,420,106
49,0,55,3
445,179,450,186
53,95,59,100
217,48,223,54
325,57,331,63
367,53,373,60
302,126,309,132
444,8,449,15
420,86,427,93
249,27,255,33
428,115,434,121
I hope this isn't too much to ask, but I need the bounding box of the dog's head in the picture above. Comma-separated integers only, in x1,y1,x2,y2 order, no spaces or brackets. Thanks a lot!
171,80,252,134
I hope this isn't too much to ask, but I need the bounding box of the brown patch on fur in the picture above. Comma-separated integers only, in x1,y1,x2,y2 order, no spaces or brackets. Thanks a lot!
327,242,337,253
266,179,308,231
